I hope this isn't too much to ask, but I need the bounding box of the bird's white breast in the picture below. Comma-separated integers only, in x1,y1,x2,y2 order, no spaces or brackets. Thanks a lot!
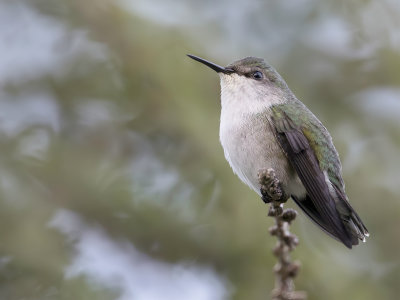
218,73,306,197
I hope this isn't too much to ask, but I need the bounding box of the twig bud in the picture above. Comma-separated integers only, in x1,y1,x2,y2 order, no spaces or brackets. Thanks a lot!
287,261,301,278
282,209,297,223
269,225,279,236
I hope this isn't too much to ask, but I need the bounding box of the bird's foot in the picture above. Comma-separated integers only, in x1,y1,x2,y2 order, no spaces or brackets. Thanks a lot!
258,168,288,204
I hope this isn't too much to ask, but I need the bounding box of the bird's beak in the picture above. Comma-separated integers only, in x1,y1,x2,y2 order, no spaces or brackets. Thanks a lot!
187,54,234,74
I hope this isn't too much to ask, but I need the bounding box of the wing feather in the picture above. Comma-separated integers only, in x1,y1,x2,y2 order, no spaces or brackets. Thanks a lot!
272,113,353,248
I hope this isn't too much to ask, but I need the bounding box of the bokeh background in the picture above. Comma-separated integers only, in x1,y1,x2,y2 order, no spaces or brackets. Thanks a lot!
1,0,399,299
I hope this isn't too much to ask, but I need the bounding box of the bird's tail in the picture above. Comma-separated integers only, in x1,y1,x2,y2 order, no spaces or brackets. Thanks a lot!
292,193,368,248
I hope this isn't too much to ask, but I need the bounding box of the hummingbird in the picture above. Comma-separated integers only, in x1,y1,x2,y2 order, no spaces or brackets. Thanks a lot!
187,54,369,248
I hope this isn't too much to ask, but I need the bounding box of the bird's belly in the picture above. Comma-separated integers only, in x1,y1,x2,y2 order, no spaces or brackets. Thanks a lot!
220,118,306,197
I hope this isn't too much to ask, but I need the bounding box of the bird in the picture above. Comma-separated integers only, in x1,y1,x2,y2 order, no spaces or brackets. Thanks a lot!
187,54,369,248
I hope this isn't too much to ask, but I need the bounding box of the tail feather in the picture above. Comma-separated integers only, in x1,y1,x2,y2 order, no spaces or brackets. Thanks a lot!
292,194,368,248
333,185,369,244
338,198,369,243
292,195,350,247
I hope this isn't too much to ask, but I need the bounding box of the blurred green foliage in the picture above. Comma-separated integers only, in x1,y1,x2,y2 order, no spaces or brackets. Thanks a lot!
0,0,400,299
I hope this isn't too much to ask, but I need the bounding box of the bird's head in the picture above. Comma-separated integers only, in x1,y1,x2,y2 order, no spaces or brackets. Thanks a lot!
187,55,291,108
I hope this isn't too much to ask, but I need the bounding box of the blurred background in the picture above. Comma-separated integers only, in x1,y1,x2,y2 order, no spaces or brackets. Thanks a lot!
0,0,399,299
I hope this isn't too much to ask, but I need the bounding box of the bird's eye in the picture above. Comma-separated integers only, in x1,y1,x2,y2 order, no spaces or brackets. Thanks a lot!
252,71,263,80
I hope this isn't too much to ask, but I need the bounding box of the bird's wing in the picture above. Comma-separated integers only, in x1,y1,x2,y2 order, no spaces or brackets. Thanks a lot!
270,106,354,248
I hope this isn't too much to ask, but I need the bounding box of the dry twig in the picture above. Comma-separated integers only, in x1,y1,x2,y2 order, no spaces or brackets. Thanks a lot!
258,168,307,300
